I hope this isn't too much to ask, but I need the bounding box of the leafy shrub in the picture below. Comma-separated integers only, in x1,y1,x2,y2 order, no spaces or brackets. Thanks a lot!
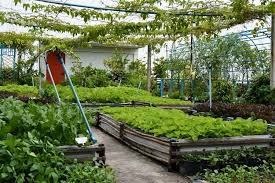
268,88,275,105
234,83,248,98
0,68,15,85
168,91,181,99
101,107,267,141
213,79,233,103
71,65,112,88
153,57,168,78
104,50,129,82
150,80,160,96
244,74,271,104
124,59,147,88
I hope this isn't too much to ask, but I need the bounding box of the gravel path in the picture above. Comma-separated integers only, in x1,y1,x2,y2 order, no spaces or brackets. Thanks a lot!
93,127,191,183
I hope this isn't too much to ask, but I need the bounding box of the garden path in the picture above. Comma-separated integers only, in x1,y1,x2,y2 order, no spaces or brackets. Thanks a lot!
92,127,191,183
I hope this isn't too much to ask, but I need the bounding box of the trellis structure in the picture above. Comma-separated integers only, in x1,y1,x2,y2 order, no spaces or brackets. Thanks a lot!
168,28,271,80
0,0,273,92
159,28,272,101
0,44,17,82
239,28,271,51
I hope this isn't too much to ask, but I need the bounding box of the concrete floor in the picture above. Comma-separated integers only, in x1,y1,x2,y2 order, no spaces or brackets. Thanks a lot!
93,127,191,183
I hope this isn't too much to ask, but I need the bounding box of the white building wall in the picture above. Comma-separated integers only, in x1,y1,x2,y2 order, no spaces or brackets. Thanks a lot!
40,46,140,79
66,47,138,74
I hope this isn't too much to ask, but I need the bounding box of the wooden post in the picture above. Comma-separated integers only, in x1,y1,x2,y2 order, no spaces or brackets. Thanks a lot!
271,14,275,89
94,112,100,126
98,144,106,164
147,45,152,91
168,141,178,172
119,123,125,139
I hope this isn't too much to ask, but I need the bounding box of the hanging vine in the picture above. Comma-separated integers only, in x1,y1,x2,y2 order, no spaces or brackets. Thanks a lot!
2,0,273,49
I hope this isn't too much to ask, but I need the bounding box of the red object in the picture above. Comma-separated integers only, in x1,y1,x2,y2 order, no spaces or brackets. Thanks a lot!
46,51,65,84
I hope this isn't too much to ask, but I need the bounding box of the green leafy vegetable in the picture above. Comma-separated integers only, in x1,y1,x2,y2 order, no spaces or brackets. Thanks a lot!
200,163,275,183
0,98,115,182
101,107,268,141
0,84,192,105
0,98,88,145
0,133,115,183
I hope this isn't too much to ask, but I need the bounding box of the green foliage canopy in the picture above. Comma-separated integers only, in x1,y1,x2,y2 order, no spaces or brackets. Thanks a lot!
2,0,274,49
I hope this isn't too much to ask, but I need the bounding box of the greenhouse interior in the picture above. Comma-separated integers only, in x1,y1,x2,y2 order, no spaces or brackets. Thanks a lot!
0,0,274,183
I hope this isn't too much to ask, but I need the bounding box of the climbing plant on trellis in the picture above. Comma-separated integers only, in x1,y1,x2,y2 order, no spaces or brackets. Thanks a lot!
0,0,273,78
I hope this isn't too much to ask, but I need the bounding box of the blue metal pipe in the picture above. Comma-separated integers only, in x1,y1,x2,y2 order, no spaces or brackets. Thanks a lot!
45,62,61,104
160,79,164,97
208,65,212,110
13,49,16,81
169,79,173,95
55,49,97,143
180,79,184,98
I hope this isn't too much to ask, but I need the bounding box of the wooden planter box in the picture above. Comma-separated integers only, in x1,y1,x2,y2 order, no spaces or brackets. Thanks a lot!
95,112,275,171
58,144,106,163
81,101,193,112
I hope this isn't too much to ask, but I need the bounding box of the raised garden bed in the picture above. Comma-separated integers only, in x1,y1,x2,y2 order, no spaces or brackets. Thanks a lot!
95,112,275,173
58,144,106,163
81,101,193,112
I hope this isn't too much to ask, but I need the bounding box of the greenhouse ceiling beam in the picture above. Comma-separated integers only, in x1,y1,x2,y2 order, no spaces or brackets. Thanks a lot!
241,33,271,39
241,35,270,40
240,28,270,34
35,0,222,16
241,34,259,51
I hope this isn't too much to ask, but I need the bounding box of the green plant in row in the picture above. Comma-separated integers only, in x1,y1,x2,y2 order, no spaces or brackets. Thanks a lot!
52,85,191,105
0,84,38,97
0,84,193,105
200,163,275,183
0,98,91,145
182,148,275,167
0,133,115,183
0,98,116,182
55,85,192,105
100,107,268,141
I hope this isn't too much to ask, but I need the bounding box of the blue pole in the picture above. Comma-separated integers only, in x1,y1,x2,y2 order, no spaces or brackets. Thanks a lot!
13,49,16,81
13,49,16,69
208,65,212,110
180,79,184,98
160,79,164,97
169,79,173,95
55,49,97,143
46,62,61,104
